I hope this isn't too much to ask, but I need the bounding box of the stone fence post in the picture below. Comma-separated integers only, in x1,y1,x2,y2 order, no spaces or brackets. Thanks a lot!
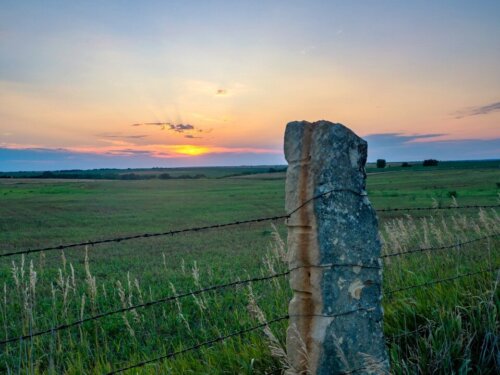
284,120,389,374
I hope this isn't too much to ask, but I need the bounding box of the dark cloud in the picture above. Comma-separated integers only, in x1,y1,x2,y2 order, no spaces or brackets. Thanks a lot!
170,124,194,132
454,101,500,119
184,134,202,139
131,122,204,133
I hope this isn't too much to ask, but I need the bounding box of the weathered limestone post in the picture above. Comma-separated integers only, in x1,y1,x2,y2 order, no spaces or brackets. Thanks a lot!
285,120,389,374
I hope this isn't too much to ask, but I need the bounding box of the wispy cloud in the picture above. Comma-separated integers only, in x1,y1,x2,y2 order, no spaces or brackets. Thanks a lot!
97,133,148,139
131,122,171,129
364,133,446,146
454,101,500,119
107,149,153,156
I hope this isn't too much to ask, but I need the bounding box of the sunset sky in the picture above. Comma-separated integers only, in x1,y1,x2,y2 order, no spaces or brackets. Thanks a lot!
1,1,499,171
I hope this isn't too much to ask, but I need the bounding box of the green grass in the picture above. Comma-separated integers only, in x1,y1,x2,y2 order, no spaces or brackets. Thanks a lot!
0,164,499,374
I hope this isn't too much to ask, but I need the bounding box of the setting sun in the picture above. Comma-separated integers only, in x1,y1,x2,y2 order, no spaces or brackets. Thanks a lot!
169,145,211,156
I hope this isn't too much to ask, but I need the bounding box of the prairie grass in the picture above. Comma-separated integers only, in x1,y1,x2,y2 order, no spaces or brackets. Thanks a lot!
0,208,498,374
0,166,499,374
381,209,499,374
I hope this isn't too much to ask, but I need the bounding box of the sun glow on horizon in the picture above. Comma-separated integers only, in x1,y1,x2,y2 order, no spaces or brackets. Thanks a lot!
0,142,282,160
168,145,211,156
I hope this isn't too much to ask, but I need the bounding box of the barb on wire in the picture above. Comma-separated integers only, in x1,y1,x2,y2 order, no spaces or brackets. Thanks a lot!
290,307,375,320
286,187,365,217
290,262,381,272
106,315,289,374
0,270,289,346
385,267,498,296
377,204,500,213
382,232,500,258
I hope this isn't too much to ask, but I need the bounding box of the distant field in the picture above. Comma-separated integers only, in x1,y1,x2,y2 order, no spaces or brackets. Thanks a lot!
1,159,498,180
0,164,499,374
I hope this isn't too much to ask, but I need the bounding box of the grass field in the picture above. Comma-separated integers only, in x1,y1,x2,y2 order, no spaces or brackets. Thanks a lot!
0,162,499,374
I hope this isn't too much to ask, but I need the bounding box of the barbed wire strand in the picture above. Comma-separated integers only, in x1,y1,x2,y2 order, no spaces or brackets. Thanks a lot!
0,262,375,346
0,270,289,346
88,264,500,374
376,204,500,213
106,316,290,374
382,232,500,258
385,267,498,295
4,231,498,346
2,236,496,345
2,261,496,373
0,188,353,259
3,189,497,259
108,307,374,374
0,215,288,258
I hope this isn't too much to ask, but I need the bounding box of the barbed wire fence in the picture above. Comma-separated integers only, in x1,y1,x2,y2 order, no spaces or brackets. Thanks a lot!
2,201,499,259
0,199,499,374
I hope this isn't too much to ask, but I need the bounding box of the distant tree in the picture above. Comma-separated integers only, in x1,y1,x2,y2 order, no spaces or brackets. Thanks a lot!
423,159,439,167
158,173,172,179
401,162,411,167
267,167,287,173
376,159,386,168
40,171,55,178
120,173,140,180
